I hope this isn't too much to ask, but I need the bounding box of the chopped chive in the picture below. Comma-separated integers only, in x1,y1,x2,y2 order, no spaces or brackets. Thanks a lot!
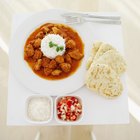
59,46,64,51
53,43,58,47
49,41,54,48
56,47,60,52
49,41,64,52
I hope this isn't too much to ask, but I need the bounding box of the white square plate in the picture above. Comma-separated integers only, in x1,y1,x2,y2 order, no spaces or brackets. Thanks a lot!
7,9,129,125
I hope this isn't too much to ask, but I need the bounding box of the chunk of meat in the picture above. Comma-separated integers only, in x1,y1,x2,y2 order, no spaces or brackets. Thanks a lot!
29,40,35,45
57,24,63,28
41,26,49,34
41,57,50,67
69,49,83,60
35,31,44,39
51,26,67,38
44,67,52,76
66,39,76,49
25,44,34,57
33,49,42,60
60,63,71,73
65,37,71,42
52,27,60,34
65,54,72,64
46,23,54,28
55,55,64,64
49,31,54,34
34,59,42,71
60,31,67,38
33,38,41,48
49,60,57,69
51,69,62,76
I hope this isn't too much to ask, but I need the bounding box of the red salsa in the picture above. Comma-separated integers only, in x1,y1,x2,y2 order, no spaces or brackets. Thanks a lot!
57,96,82,121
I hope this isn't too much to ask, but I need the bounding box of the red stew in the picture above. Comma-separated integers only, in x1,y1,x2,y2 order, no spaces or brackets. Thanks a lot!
24,23,84,80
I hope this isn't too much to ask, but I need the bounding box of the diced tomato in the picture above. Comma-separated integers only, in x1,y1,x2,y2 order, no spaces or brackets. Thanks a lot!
71,115,77,121
57,102,62,107
74,99,78,104
66,112,70,116
66,116,70,120
71,97,75,101
67,101,72,108
57,96,82,121
58,114,61,119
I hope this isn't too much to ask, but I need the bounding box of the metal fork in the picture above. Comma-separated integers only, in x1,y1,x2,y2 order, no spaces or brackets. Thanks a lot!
62,12,121,20
63,15,121,25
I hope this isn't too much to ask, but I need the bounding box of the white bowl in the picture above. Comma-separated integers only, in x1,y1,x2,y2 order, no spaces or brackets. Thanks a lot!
25,95,53,124
55,95,83,124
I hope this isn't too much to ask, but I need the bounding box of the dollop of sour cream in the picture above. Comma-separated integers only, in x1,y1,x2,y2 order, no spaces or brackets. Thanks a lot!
41,34,66,59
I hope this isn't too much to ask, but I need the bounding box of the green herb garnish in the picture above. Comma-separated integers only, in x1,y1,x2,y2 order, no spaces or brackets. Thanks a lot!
59,46,64,51
49,41,54,48
56,47,60,52
49,41,64,52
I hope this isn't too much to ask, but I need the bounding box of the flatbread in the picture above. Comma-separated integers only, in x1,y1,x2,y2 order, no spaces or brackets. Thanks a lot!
94,43,115,60
86,42,115,69
86,64,123,98
86,41,102,69
91,50,126,75
91,41,103,56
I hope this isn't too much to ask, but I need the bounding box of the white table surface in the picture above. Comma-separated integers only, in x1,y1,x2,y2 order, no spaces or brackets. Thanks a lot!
7,10,129,125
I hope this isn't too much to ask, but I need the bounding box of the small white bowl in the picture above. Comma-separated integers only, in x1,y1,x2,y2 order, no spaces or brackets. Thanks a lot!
25,95,53,124
55,95,83,124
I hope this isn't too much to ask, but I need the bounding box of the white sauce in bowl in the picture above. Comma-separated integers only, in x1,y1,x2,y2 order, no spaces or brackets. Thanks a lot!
27,97,51,121
41,34,66,59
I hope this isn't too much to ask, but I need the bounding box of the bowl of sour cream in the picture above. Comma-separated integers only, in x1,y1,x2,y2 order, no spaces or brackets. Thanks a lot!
25,95,53,124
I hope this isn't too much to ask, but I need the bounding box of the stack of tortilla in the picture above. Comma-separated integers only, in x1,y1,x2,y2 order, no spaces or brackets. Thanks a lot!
85,42,126,99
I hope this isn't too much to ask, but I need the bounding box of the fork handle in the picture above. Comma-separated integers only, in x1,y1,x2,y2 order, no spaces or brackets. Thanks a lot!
82,13,120,20
84,18,121,25
63,13,121,20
